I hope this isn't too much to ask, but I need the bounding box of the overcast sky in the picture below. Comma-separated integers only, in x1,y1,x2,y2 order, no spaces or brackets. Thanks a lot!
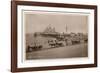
24,11,88,34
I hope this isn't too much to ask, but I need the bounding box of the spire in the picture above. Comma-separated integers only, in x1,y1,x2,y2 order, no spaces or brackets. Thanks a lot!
66,24,67,32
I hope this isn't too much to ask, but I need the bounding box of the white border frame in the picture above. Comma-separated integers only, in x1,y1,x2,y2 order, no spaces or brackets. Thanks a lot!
17,5,94,68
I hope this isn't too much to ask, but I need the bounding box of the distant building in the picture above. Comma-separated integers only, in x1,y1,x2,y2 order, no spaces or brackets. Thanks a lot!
26,24,88,52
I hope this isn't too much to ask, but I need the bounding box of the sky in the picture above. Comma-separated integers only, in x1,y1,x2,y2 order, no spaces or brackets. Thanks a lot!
24,11,88,34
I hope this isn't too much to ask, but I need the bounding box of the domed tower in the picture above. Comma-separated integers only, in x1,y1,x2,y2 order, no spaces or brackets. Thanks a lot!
44,24,56,34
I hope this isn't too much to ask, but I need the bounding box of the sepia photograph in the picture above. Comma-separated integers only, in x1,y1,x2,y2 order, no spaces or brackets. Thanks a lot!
11,1,97,72
24,11,88,60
